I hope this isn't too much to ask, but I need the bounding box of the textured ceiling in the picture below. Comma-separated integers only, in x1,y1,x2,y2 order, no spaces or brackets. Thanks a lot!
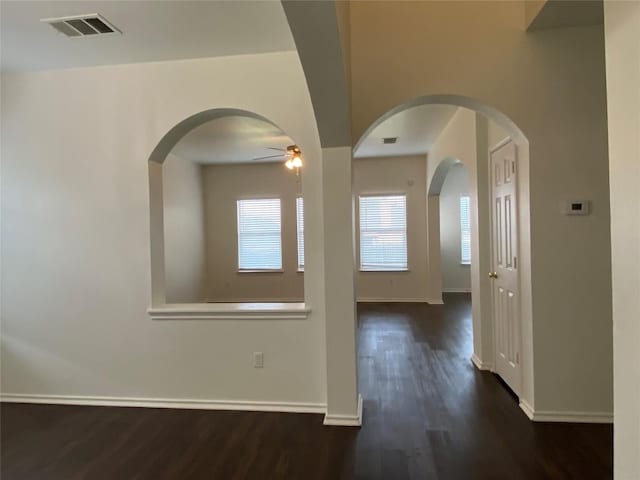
1,0,295,72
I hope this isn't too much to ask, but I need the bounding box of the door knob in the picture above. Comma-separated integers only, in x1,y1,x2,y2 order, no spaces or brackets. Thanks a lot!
488,272,498,279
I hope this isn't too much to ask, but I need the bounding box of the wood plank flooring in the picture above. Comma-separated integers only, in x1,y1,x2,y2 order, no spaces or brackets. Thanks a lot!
1,294,613,479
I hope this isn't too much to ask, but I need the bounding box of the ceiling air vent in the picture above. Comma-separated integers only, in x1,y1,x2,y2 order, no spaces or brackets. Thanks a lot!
41,14,121,38
382,137,398,144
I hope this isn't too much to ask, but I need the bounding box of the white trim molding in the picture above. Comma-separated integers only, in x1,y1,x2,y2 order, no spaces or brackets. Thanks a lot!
490,136,513,154
442,288,472,293
356,297,428,303
471,354,493,371
519,400,613,424
0,393,326,414
426,297,444,305
148,302,310,321
323,394,363,426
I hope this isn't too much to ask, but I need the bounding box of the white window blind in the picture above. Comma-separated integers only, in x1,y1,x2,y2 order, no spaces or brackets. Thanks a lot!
359,195,408,271
237,198,282,270
460,195,471,264
296,197,304,271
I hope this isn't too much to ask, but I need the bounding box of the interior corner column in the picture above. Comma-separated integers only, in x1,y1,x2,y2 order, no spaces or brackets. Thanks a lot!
321,146,360,425
426,195,443,304
471,113,493,366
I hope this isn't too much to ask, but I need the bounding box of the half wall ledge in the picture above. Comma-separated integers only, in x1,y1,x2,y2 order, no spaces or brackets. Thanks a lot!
148,302,311,320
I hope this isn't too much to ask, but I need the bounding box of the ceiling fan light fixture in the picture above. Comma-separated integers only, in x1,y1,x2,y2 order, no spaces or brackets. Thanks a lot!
291,155,302,168
283,144,303,173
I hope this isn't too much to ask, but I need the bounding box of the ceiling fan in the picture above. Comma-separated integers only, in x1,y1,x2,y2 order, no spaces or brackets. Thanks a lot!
252,144,303,172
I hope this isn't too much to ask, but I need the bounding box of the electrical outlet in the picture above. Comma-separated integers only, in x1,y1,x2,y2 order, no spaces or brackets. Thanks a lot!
253,352,264,368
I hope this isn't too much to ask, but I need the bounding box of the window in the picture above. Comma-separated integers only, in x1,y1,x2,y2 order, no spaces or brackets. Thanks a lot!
460,195,471,265
296,197,304,271
359,195,408,271
237,198,282,271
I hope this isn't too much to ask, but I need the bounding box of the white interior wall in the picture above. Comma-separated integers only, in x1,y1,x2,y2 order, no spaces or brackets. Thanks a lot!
439,163,471,292
163,153,206,303
488,121,510,149
353,156,428,302
604,1,640,476
202,162,303,302
350,2,612,418
0,51,328,409
426,108,477,307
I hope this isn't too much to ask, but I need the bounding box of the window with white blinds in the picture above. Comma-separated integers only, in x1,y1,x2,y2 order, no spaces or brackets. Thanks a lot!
460,195,471,265
359,195,408,271
296,197,304,271
237,198,282,271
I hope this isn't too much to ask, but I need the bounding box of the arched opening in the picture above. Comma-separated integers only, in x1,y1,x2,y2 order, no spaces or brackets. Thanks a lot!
148,108,309,317
431,159,471,296
353,95,533,411
354,94,528,152
428,157,461,196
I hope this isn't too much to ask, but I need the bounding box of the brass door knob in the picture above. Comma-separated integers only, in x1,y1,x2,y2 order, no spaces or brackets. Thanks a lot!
488,272,498,279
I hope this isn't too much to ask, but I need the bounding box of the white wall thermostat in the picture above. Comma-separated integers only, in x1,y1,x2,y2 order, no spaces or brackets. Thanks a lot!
564,200,590,215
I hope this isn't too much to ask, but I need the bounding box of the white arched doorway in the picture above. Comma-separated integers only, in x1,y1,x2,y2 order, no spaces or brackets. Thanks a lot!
354,95,533,409
427,158,472,302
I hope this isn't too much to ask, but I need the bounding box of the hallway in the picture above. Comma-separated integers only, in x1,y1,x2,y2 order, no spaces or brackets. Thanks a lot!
1,295,612,479
356,294,612,478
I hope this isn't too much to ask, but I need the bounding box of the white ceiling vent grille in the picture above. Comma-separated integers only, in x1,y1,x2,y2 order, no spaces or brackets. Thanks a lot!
382,137,398,144
41,14,121,38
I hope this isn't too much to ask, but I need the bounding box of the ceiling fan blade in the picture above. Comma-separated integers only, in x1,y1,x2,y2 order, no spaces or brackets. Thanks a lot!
252,154,285,161
267,147,286,152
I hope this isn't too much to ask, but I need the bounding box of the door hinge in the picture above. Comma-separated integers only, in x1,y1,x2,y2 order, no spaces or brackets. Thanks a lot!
516,352,520,364
513,256,517,269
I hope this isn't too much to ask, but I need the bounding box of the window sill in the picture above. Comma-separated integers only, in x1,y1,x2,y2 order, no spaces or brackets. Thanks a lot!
148,302,310,321
460,262,471,266
237,269,284,274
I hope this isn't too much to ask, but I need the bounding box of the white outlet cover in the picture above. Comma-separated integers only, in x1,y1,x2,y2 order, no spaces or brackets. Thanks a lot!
564,200,590,215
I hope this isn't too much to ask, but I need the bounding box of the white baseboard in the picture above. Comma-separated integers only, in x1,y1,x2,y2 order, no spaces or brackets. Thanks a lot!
519,399,535,419
356,297,428,303
0,393,326,414
470,354,493,371
519,399,613,424
323,394,363,426
426,297,444,305
442,288,471,293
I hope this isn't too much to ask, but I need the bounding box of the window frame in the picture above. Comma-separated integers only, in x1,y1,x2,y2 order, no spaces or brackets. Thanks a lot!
236,197,284,273
296,196,304,272
459,194,472,265
357,193,409,273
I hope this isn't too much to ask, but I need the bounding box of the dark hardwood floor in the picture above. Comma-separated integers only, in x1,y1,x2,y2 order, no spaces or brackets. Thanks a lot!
1,294,612,479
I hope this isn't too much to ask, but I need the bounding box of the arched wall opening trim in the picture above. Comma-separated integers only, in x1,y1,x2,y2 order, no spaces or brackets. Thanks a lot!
354,94,528,153
147,107,310,320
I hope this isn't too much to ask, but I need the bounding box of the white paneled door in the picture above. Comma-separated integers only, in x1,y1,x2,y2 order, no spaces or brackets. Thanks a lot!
490,139,521,396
